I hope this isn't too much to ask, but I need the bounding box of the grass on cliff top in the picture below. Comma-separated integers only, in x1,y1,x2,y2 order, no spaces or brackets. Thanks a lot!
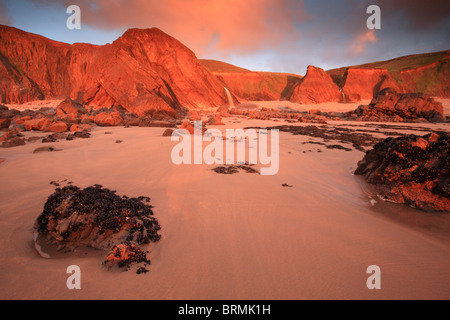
199,59,251,73
327,50,450,79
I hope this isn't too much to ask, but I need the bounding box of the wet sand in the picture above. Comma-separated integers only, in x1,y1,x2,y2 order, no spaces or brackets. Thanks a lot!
0,118,449,300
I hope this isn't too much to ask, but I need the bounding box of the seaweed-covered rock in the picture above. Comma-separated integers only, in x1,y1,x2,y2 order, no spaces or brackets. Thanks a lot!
355,133,449,211
103,242,150,272
34,185,161,270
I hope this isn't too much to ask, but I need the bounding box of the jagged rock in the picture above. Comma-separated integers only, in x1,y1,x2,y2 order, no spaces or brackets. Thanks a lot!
355,133,449,212
290,66,342,104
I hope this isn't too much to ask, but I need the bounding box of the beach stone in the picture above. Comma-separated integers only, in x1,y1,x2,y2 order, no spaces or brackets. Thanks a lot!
94,112,123,127
56,98,86,117
46,121,68,133
162,128,174,136
24,118,50,131
33,146,55,153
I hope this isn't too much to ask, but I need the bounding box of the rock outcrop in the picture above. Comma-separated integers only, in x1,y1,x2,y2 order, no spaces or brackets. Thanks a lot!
355,133,450,212
349,88,444,122
0,25,229,116
289,66,343,104
35,185,161,271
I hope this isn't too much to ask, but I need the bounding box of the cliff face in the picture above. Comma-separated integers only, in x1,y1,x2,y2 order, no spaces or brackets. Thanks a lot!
328,51,450,101
213,72,301,101
200,60,301,101
341,68,403,101
289,66,342,104
398,56,450,98
0,25,228,116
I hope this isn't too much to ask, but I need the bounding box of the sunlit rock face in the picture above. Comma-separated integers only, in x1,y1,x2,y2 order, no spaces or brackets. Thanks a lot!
0,25,228,116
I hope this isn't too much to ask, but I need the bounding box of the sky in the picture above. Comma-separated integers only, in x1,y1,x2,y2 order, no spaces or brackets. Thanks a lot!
0,0,449,75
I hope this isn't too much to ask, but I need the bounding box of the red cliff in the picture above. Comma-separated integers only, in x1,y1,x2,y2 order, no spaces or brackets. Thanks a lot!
341,68,403,102
0,25,228,116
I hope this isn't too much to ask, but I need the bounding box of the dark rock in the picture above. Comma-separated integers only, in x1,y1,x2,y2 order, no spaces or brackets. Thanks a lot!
74,131,91,139
33,146,55,153
355,133,450,212
162,128,174,136
42,136,57,143
35,185,161,271
0,118,11,129
213,164,259,174
1,137,25,148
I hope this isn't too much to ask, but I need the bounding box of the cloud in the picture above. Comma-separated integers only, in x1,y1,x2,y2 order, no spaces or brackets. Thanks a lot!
34,0,308,57
350,30,377,55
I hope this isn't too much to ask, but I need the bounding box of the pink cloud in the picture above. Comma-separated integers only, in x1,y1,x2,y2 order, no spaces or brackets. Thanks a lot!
36,0,308,57
350,30,377,55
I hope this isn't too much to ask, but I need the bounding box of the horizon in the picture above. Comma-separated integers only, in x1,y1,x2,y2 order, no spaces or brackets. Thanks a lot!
0,0,449,75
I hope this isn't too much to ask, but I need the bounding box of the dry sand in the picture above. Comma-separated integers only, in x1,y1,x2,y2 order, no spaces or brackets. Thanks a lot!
0,118,449,300
4,100,63,112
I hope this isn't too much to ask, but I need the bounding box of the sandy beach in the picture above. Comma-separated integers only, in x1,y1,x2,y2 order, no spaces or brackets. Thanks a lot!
0,117,449,300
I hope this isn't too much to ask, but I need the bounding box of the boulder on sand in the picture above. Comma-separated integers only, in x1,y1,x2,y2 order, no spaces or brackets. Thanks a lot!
46,121,68,133
94,112,123,127
355,132,450,212
56,98,87,118
34,185,161,271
